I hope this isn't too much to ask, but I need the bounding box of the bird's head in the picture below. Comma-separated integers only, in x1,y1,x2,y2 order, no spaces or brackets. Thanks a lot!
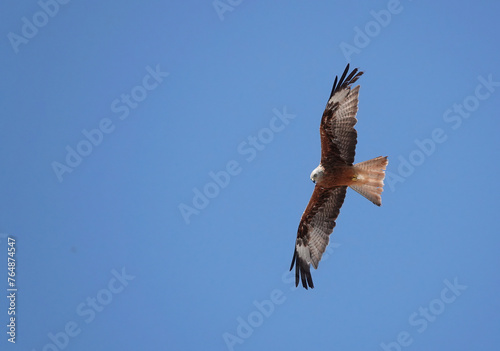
310,165,325,184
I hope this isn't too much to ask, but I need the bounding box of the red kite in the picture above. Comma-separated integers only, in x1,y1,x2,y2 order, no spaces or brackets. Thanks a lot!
290,64,388,289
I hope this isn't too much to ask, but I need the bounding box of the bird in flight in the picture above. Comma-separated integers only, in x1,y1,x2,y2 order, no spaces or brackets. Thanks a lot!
290,64,388,289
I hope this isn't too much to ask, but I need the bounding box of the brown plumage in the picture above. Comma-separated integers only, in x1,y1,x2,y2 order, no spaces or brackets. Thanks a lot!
290,64,388,289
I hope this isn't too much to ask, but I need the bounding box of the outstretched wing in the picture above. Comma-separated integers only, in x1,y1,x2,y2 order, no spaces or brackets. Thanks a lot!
320,64,363,166
290,186,347,289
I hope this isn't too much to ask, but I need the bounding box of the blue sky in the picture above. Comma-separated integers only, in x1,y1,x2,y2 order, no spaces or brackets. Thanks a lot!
1,1,499,350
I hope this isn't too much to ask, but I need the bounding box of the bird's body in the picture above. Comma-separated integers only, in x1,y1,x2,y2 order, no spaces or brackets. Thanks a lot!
290,64,388,289
312,164,355,188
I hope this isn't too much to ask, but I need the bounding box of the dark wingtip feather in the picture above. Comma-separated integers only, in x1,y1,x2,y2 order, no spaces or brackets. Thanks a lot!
306,271,314,289
329,75,339,99
290,249,297,271
301,269,308,289
290,248,315,289
299,260,314,289
329,63,364,99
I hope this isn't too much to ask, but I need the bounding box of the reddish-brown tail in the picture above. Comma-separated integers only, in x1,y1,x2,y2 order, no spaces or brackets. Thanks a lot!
350,156,389,206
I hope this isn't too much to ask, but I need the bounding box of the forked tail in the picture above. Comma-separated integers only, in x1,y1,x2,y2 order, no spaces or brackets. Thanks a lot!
350,156,389,206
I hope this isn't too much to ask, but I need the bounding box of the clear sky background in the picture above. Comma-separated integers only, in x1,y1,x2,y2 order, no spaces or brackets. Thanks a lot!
1,1,499,350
